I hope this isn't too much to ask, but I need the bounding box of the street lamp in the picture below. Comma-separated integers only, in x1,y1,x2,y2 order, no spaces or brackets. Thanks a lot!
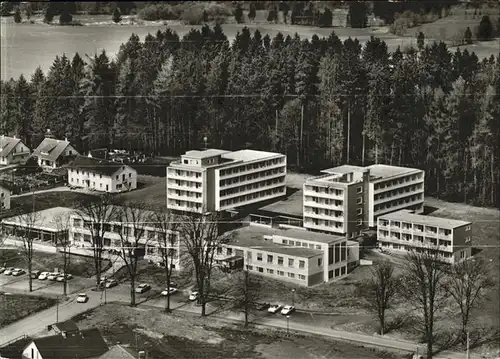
286,315,290,335
104,276,107,305
291,288,296,306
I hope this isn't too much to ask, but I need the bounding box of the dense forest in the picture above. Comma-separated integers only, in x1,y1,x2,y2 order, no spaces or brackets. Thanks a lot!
0,26,499,207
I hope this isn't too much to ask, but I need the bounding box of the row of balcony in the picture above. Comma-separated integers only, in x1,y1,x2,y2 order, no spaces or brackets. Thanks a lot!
378,235,453,252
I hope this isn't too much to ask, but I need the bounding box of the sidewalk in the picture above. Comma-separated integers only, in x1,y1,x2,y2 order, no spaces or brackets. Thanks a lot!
11,186,70,198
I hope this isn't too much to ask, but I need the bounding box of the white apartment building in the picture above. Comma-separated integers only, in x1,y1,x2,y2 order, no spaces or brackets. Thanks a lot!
0,183,11,210
68,206,182,269
0,135,31,165
166,149,286,214
67,156,137,193
216,224,359,286
304,164,425,236
377,209,472,264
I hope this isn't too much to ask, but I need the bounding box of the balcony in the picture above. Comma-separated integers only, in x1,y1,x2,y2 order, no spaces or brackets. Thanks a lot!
304,200,343,211
374,187,424,205
167,171,202,181
166,192,203,203
220,181,285,201
303,189,343,200
304,221,344,234
374,176,423,194
13,150,30,157
304,211,344,222
374,198,424,217
167,181,203,192
220,162,285,180
220,172,285,192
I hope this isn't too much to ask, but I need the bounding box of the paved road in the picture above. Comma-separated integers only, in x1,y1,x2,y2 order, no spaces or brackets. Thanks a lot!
10,186,70,198
0,277,483,359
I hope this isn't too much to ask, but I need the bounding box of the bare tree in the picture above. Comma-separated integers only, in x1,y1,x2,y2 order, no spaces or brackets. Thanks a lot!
153,209,181,313
13,210,41,292
115,203,151,307
401,249,449,359
54,213,73,297
233,265,263,327
444,258,494,348
360,260,399,335
74,194,117,289
180,211,231,317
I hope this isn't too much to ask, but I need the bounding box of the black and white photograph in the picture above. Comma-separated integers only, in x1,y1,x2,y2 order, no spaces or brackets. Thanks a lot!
0,1,499,358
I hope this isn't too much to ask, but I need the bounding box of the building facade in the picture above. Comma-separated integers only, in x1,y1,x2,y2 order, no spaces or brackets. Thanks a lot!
303,164,425,237
68,207,183,270
377,209,472,264
67,156,137,193
0,183,11,210
166,149,286,214
0,135,30,165
32,137,79,170
216,224,359,287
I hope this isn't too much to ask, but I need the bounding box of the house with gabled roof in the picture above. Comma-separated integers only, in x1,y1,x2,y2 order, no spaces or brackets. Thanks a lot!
0,135,30,166
66,155,137,193
21,328,108,359
31,137,79,171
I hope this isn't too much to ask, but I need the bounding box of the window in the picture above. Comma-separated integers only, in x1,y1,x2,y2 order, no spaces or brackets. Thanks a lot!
328,246,334,265
357,208,363,215
288,258,294,267
298,274,306,280
341,266,346,275
334,244,340,263
258,267,264,273
328,270,333,279
278,256,284,265
288,272,295,278
299,260,305,269
465,236,471,243
257,253,263,261
341,242,346,261
227,248,233,256
116,175,119,180
465,225,471,231
335,268,340,277
129,173,132,178
266,268,274,274
316,245,321,250
106,185,109,191
247,265,253,270
318,258,322,266
289,240,295,246
357,219,363,227
278,270,284,276
216,247,222,255
267,255,273,263
73,218,82,227
356,197,363,204
357,186,363,193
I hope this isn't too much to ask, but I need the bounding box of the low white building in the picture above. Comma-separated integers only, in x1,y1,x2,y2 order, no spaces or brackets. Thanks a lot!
0,135,30,165
0,182,11,210
66,156,137,193
31,137,79,170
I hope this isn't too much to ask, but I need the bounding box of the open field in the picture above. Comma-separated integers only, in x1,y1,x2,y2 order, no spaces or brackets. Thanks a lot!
2,11,499,81
0,248,110,278
0,293,56,327
72,303,401,359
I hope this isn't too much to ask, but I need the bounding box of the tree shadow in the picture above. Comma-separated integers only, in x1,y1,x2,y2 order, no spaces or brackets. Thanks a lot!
469,327,500,350
471,247,483,256
423,206,439,215
285,187,299,197
384,314,412,334
433,330,462,353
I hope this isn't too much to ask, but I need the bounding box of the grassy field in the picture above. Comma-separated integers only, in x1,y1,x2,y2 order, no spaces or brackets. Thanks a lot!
72,303,402,359
0,293,56,327
0,249,110,278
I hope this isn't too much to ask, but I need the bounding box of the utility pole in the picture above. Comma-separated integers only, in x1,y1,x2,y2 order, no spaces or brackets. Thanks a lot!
286,315,290,335
300,104,304,167
275,109,278,152
56,296,59,323
466,331,470,359
104,276,107,304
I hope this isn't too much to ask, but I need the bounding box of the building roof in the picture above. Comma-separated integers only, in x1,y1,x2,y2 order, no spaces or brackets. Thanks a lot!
365,164,421,179
29,328,108,359
96,345,136,359
321,165,365,175
1,207,74,232
222,149,283,162
183,149,230,159
379,210,471,229
0,136,22,157
0,336,32,359
66,156,136,177
257,190,304,217
32,138,73,162
53,320,79,333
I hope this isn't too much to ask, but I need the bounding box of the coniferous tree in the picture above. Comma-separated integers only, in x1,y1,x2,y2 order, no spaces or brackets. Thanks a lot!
477,15,493,41
14,6,21,23
464,26,473,44
234,3,243,24
417,32,425,50
112,7,122,23
248,3,256,22
59,3,73,24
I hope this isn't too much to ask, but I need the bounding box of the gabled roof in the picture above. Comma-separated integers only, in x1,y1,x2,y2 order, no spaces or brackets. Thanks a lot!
0,336,32,359
53,320,79,333
96,345,136,359
32,138,73,162
66,156,136,177
29,328,108,359
0,136,22,157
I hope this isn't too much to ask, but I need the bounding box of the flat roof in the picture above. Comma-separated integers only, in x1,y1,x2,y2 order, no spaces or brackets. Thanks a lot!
222,149,282,163
2,207,74,232
258,189,304,217
379,210,471,229
366,164,421,179
322,165,365,175
183,149,230,159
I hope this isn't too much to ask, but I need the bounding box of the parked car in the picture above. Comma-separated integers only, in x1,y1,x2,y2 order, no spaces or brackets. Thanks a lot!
56,274,73,282
268,304,283,314
3,267,15,275
0,267,6,274
38,272,50,280
255,302,271,311
76,293,89,303
188,291,199,301
161,287,178,296
281,305,295,315
30,270,41,279
135,284,151,294
47,273,59,281
105,279,118,288
12,269,26,277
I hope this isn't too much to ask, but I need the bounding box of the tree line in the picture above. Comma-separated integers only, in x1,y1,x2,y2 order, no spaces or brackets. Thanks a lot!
0,25,499,207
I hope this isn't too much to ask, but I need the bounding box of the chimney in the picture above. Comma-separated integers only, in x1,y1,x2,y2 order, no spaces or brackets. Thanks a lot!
64,137,68,142
61,331,67,338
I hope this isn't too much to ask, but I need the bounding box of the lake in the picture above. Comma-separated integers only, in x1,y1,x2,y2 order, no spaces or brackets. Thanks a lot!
1,15,494,81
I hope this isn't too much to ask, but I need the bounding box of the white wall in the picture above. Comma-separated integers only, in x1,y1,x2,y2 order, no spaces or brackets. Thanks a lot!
0,186,10,210
67,166,137,193
22,342,41,359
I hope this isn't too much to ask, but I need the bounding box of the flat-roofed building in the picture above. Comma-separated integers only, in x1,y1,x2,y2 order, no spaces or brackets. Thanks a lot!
166,149,286,214
377,209,472,264
304,164,424,237
216,224,359,286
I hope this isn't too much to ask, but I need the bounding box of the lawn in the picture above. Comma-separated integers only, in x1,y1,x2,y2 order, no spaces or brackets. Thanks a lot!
72,303,401,359
0,249,111,278
0,293,56,327
10,191,97,215
115,175,166,211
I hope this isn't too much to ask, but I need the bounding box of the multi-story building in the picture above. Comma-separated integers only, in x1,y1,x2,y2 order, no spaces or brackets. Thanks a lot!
0,135,31,165
216,224,359,286
166,149,286,214
303,164,425,237
0,182,11,210
68,206,182,269
67,156,137,193
32,137,79,171
377,209,472,264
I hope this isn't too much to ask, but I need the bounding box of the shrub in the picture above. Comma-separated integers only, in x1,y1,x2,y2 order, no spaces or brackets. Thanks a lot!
137,3,175,21
179,5,205,25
